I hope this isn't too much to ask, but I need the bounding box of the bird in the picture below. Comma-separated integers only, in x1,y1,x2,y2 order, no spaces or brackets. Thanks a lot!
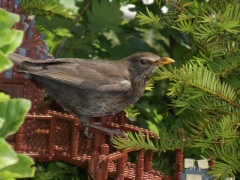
8,52,174,136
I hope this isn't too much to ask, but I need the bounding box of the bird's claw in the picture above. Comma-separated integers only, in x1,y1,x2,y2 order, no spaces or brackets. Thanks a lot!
83,126,94,138
109,130,121,142
90,122,102,126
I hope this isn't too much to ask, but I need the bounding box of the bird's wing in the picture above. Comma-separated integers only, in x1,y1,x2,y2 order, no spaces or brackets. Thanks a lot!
19,58,132,92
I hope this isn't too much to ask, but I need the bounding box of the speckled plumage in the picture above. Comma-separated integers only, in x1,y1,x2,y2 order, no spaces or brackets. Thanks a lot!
9,52,174,125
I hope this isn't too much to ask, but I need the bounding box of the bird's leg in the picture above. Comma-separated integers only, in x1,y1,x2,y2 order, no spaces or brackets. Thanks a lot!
80,116,123,139
87,123,123,136
80,115,90,125
80,115,94,138
87,123,123,142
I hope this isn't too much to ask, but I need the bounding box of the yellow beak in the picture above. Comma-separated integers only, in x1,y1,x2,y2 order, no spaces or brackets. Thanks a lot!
155,57,175,66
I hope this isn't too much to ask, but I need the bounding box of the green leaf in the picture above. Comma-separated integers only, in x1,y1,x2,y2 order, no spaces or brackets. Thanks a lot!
86,0,123,32
0,93,10,102
0,51,13,72
0,9,22,51
0,8,23,72
0,30,23,55
0,154,35,178
0,138,18,169
146,120,160,134
53,28,73,38
0,7,34,180
0,29,17,49
107,35,155,59
0,118,3,129
0,9,20,30
0,99,31,138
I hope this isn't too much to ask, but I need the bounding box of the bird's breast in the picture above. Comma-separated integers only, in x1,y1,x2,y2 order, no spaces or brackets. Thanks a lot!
127,78,149,104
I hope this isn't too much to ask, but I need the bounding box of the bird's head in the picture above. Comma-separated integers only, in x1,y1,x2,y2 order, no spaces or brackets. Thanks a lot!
124,52,174,80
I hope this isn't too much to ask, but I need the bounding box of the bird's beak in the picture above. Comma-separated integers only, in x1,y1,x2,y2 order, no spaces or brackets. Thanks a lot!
155,57,175,66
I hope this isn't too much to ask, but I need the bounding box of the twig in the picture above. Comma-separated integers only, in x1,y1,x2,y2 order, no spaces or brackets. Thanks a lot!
55,36,68,58
75,0,92,24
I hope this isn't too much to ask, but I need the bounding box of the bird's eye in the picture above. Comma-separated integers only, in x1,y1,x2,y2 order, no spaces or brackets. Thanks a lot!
140,59,147,65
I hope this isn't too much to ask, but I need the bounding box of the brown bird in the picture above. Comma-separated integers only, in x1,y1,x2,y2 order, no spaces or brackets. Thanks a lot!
8,52,174,136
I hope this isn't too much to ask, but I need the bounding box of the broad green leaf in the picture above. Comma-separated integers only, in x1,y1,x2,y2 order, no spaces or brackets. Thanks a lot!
0,154,35,178
0,139,18,169
0,29,17,48
146,120,159,134
53,28,73,38
0,118,3,129
0,8,22,71
0,93,10,102
0,9,20,30
0,9,21,51
106,36,155,59
86,0,123,32
0,99,31,138
0,52,13,72
0,30,23,55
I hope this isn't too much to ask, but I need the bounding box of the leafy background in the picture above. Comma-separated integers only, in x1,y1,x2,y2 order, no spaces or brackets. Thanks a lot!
3,0,240,179
20,0,198,178
21,0,180,177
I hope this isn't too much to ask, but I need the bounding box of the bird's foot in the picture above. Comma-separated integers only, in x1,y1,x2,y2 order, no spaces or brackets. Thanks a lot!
82,122,102,138
83,126,94,138
90,122,102,126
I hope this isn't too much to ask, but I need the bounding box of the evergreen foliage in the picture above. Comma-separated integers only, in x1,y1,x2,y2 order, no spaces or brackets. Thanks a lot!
114,129,186,153
21,0,75,19
18,0,240,179
32,162,85,180
114,0,240,179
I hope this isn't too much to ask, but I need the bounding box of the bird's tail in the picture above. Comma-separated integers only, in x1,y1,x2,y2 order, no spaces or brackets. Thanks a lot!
8,53,33,67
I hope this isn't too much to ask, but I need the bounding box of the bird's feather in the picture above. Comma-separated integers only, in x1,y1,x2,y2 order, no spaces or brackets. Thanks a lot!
9,53,132,92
